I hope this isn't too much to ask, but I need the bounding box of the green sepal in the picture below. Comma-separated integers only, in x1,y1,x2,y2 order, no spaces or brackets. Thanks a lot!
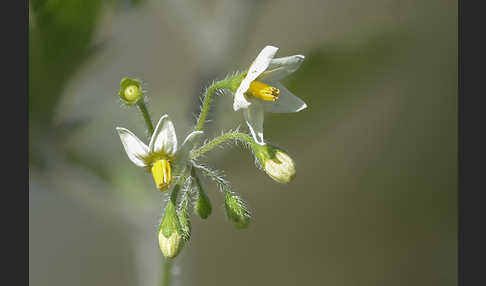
252,143,274,169
225,74,246,93
160,200,181,238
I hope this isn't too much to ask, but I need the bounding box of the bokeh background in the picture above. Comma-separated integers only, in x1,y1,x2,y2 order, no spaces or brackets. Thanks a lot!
29,0,457,285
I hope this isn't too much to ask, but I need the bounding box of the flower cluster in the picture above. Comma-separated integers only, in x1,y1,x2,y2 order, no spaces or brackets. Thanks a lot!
115,45,307,258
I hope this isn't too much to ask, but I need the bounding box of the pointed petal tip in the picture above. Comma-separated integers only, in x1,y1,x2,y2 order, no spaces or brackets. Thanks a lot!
156,114,170,125
181,130,204,147
264,45,279,51
296,55,305,61
116,127,130,135
296,103,308,112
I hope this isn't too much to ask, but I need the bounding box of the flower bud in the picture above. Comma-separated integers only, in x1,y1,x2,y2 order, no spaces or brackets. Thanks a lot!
158,200,184,258
224,190,250,229
194,183,212,219
118,77,143,105
254,144,296,184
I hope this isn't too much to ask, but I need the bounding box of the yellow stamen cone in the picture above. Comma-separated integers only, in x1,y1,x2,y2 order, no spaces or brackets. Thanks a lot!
248,81,280,101
151,159,172,191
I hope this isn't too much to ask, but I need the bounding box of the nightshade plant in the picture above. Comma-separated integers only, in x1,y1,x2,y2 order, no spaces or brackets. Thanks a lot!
115,45,307,261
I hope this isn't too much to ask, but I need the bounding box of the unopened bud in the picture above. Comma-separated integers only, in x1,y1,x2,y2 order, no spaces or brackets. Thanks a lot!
224,190,250,229
158,200,184,258
254,144,296,184
194,183,212,219
118,77,143,105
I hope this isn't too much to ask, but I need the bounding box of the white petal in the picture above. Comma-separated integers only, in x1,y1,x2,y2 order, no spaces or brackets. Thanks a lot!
233,84,252,111
243,103,265,145
246,45,279,83
116,127,150,167
260,82,307,113
233,46,279,111
149,114,178,156
176,131,204,163
258,55,305,82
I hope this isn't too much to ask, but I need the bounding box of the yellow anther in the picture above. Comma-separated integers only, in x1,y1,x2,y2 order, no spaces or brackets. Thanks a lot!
248,81,280,101
151,159,172,191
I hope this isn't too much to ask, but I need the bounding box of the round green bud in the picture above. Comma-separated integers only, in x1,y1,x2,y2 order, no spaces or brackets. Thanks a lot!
118,77,143,105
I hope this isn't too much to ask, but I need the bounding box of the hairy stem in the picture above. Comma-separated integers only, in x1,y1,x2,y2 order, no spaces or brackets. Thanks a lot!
137,100,154,135
191,132,255,159
195,74,244,131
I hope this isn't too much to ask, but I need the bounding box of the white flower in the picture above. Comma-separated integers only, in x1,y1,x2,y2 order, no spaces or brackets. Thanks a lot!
233,45,308,145
116,114,203,191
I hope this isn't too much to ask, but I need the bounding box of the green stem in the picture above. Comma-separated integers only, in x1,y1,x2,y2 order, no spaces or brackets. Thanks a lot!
191,167,203,189
169,166,190,204
137,100,154,135
195,74,244,131
191,132,255,159
161,258,173,286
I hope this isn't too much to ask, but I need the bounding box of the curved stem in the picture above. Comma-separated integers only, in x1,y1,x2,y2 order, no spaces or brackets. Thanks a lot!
195,81,225,131
191,132,255,160
137,100,154,136
195,74,244,131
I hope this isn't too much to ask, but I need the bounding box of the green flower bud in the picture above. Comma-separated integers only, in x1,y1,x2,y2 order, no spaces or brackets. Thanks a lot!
118,77,143,105
224,190,250,229
254,144,296,184
158,200,184,258
194,179,212,219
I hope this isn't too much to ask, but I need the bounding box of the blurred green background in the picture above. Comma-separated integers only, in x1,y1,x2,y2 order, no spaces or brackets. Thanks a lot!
29,0,457,285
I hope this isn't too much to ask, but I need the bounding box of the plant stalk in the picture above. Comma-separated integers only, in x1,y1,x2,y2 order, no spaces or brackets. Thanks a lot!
191,132,255,159
137,100,154,136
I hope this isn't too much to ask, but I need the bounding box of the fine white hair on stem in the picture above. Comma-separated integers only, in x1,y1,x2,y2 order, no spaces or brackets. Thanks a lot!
192,162,229,189
178,175,195,210
195,71,244,129
192,162,250,221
